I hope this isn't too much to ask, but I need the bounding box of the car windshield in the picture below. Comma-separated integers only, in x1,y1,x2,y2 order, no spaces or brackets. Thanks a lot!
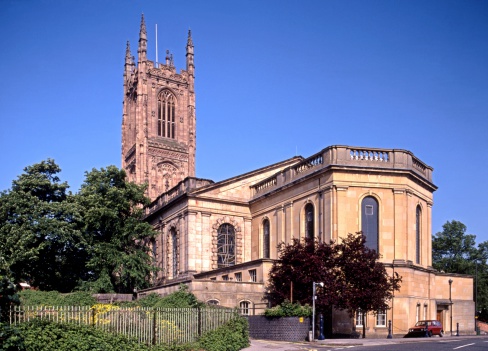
415,321,427,327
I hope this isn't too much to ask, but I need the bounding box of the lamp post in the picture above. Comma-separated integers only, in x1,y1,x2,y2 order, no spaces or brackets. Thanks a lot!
475,261,478,333
449,279,453,336
312,282,324,341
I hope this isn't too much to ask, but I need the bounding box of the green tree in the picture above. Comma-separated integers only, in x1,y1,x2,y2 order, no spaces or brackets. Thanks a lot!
76,166,157,293
433,220,488,315
0,262,20,322
0,160,86,292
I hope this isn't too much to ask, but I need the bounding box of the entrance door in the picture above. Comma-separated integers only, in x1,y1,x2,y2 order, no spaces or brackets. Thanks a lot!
436,311,443,325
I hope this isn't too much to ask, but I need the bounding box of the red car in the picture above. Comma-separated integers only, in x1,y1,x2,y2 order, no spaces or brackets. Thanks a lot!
406,320,444,337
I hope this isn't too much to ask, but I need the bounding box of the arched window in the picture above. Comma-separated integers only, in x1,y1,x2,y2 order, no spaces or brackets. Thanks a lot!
158,90,176,138
171,228,178,277
361,196,379,252
305,203,314,239
240,301,251,315
416,206,421,264
263,219,270,259
150,238,157,261
217,224,235,268
207,299,220,306
150,238,157,284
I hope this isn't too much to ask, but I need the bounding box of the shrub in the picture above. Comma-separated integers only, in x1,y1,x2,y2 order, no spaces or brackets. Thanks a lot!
119,284,203,309
198,316,249,351
19,290,96,306
264,300,312,317
0,322,26,351
15,319,151,351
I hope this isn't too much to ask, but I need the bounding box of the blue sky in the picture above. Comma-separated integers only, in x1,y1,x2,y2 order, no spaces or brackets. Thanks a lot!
1,1,487,243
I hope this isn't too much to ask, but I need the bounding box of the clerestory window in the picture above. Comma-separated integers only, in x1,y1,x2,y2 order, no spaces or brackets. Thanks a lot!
361,196,379,252
263,219,270,258
416,206,421,264
305,203,314,239
158,90,176,138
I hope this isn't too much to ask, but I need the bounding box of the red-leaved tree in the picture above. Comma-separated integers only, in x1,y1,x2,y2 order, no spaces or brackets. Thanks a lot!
266,233,401,338
335,233,402,338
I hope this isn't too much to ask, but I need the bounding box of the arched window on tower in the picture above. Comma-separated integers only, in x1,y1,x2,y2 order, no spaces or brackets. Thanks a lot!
171,228,178,278
361,196,379,252
416,206,422,264
263,219,270,259
217,223,235,268
158,90,176,139
305,203,314,239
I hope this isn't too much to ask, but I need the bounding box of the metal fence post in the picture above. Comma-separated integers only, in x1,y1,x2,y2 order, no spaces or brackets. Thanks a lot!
197,307,202,337
152,309,157,345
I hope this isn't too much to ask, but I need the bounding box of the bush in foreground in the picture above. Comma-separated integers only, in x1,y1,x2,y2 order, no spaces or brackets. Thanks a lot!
2,316,249,351
264,300,311,317
198,316,249,351
19,290,96,306
14,319,150,351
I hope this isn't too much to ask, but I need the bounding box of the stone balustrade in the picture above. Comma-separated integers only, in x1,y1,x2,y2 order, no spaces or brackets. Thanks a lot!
253,176,278,193
251,145,434,197
146,177,213,215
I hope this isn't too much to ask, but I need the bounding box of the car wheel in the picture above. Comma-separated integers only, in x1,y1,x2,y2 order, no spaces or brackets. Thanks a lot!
440,330,444,337
428,331,432,337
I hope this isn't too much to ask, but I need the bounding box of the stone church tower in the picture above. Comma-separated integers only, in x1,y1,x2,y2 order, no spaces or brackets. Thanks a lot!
122,15,196,200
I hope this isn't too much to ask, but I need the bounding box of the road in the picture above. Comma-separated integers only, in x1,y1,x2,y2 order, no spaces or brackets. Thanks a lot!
357,338,488,351
245,336,488,351
314,337,488,351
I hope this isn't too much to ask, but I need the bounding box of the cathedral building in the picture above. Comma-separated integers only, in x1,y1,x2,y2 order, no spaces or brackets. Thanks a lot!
123,16,474,337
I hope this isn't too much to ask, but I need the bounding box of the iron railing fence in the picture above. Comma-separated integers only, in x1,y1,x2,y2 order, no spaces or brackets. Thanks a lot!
9,306,239,345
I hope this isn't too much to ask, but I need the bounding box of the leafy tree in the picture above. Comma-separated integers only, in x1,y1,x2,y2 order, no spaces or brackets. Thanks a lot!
0,160,86,292
335,233,401,338
266,238,341,312
0,263,20,322
76,166,157,293
433,220,488,316
266,233,401,338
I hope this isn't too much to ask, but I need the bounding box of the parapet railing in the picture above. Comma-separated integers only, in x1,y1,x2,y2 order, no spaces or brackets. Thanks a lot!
146,178,213,215
250,145,433,197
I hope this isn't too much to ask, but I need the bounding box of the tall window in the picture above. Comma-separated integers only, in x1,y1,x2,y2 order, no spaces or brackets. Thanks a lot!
158,90,176,138
356,310,364,327
150,238,157,262
416,206,421,264
171,229,178,277
249,269,257,282
150,238,157,284
305,203,314,239
217,224,235,268
361,196,379,252
263,219,270,258
376,309,386,327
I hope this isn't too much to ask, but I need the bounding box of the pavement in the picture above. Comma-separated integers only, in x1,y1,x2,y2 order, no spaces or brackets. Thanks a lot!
242,335,482,351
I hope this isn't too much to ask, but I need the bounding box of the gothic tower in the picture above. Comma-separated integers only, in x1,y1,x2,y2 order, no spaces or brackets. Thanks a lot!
122,15,196,200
